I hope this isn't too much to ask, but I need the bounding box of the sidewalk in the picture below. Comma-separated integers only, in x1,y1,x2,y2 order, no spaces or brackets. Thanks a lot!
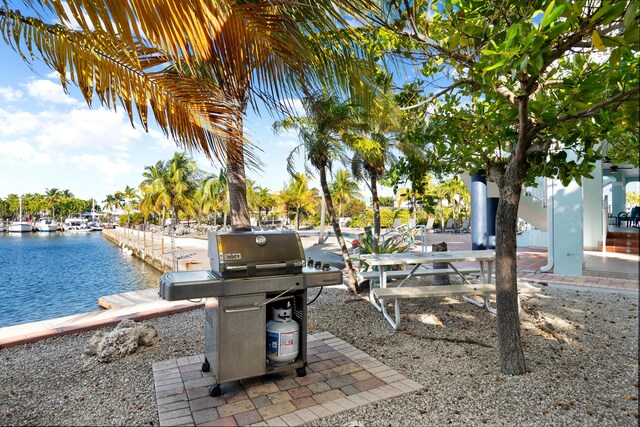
1,229,637,348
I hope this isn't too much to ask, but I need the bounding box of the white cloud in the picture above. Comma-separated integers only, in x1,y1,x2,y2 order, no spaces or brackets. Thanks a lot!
275,139,298,149
68,154,134,184
0,138,51,165
0,109,40,136
24,79,79,106
280,98,305,116
32,107,142,152
0,87,23,102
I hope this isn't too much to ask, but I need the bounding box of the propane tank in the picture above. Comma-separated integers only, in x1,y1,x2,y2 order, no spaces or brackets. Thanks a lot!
266,301,299,365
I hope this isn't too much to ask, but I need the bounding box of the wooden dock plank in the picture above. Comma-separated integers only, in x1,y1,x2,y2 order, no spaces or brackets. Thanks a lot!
98,288,160,309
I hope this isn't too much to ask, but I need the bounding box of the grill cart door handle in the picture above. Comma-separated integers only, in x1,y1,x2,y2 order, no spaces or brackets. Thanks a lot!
225,262,304,271
224,305,261,313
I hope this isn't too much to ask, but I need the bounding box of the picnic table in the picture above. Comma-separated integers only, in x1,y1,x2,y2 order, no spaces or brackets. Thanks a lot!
359,250,540,330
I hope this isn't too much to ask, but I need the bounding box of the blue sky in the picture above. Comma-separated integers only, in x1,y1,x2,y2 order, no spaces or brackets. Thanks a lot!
0,38,311,201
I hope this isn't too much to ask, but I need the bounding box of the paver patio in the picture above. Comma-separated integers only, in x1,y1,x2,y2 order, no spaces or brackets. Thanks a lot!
153,332,424,426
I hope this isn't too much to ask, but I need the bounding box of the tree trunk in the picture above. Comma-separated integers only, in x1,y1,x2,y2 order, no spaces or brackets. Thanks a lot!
320,168,357,293
318,193,326,244
227,136,251,231
494,176,526,375
370,175,380,254
295,204,300,230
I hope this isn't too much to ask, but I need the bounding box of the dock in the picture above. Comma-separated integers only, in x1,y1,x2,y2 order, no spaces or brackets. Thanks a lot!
97,288,164,309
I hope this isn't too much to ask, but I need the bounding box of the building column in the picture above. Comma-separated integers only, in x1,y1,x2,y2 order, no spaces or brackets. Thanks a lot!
611,181,626,215
471,170,487,250
486,197,499,250
582,160,603,250
553,177,584,276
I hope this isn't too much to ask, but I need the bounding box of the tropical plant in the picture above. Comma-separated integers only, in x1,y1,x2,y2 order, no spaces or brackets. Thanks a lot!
44,188,61,220
199,171,228,228
330,169,361,220
253,186,275,227
0,0,377,231
356,227,408,272
286,174,316,230
116,185,139,228
348,71,402,243
275,91,361,292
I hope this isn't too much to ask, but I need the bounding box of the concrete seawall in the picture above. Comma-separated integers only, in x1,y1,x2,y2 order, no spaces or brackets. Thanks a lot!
102,228,210,273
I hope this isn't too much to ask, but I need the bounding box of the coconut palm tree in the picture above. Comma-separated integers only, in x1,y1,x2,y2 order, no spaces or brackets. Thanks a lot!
330,169,361,221
254,186,275,228
116,185,139,228
348,76,401,242
282,173,315,231
199,173,228,228
140,161,167,226
1,1,376,230
274,92,360,292
44,188,62,220
162,152,202,231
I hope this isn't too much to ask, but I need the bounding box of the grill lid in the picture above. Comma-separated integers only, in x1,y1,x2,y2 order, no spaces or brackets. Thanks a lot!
208,231,305,278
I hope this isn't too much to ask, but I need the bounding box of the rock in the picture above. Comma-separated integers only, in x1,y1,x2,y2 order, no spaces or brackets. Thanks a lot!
85,331,106,356
86,320,159,363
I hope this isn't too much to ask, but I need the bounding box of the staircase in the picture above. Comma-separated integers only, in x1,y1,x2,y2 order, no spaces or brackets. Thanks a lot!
600,230,640,255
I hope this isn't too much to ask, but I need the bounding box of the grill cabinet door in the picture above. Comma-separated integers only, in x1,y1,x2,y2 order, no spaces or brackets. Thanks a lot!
217,294,266,382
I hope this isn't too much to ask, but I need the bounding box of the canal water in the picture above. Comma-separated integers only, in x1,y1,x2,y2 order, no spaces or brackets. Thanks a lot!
0,232,161,328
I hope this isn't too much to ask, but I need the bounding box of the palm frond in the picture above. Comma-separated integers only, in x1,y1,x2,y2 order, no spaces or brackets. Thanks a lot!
0,9,255,163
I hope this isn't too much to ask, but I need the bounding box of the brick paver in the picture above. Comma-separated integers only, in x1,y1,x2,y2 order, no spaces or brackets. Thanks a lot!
153,332,424,426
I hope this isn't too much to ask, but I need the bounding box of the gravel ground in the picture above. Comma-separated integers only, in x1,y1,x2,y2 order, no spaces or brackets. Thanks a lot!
1,283,638,426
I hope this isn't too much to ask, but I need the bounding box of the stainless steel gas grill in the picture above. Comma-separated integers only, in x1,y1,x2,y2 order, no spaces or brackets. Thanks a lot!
159,231,342,397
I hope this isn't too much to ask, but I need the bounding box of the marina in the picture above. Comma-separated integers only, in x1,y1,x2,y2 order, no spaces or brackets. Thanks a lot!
0,231,161,328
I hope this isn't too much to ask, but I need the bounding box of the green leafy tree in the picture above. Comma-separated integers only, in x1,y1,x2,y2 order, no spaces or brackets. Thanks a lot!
626,191,640,207
377,0,639,374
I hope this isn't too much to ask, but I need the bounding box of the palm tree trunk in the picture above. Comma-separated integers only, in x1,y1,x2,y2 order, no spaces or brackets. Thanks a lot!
320,167,357,293
318,193,326,245
295,204,300,230
227,138,251,231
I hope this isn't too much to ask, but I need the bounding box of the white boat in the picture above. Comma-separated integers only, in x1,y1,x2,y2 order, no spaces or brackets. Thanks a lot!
88,221,103,232
36,217,58,232
87,199,102,231
64,214,91,232
8,195,32,233
8,221,31,233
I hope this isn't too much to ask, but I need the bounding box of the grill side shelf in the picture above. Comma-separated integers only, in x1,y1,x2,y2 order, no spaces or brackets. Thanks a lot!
159,271,305,301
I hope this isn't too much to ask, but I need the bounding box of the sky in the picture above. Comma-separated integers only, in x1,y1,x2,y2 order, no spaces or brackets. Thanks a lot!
0,37,313,202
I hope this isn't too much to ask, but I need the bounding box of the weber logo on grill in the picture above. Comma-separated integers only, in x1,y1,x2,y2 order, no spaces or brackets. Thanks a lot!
225,253,242,261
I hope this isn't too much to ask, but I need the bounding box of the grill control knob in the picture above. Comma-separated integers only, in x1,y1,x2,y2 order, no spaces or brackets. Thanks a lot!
322,263,330,271
307,258,314,267
314,261,322,269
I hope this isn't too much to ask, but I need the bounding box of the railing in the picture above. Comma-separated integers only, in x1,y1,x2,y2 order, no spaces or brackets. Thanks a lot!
523,176,547,207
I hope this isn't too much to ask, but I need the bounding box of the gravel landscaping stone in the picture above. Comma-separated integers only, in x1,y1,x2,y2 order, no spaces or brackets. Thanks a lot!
0,284,638,426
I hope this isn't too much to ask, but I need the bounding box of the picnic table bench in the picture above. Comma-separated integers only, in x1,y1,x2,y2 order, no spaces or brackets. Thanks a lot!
373,282,541,329
359,250,541,330
357,267,481,284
